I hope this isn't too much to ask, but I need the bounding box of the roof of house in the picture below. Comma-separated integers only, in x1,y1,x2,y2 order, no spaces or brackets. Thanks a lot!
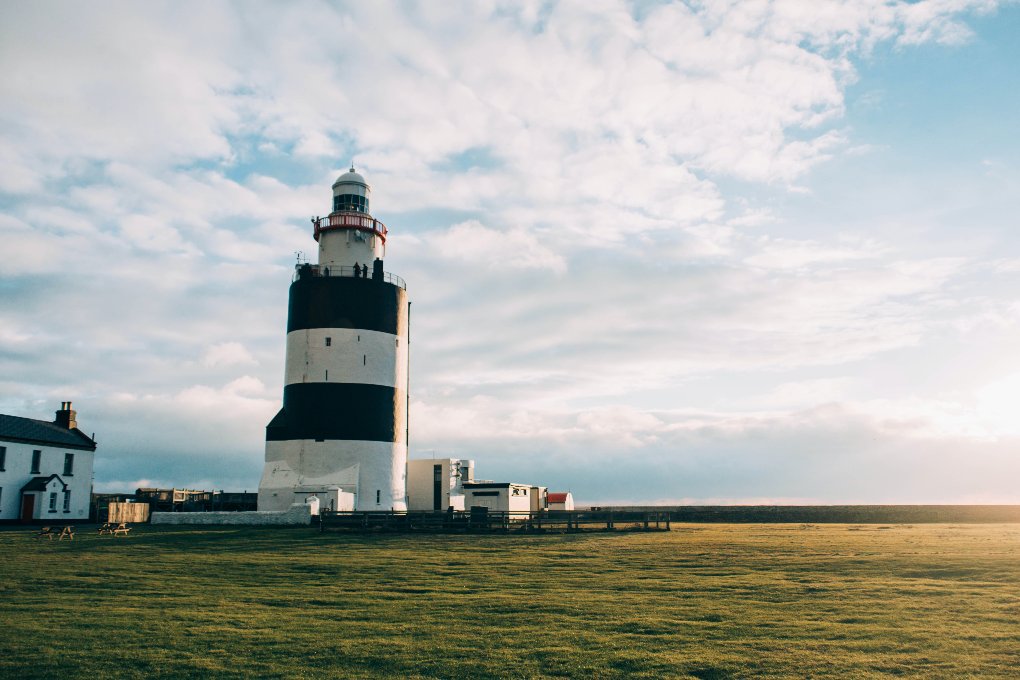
21,474,67,492
548,492,571,503
0,414,97,451
463,481,532,489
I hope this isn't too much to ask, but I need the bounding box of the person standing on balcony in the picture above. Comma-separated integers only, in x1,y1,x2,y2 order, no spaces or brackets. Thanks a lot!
353,261,361,278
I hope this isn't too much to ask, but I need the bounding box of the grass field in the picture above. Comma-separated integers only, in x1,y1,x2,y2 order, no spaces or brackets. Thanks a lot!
2,523,1019,678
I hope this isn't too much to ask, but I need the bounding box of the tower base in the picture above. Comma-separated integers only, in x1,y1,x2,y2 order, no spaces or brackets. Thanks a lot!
258,439,407,512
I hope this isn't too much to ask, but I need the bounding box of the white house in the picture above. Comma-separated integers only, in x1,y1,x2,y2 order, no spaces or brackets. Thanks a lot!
406,458,474,511
0,402,96,522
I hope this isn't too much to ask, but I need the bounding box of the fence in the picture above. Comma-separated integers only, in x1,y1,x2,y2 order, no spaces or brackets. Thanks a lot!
319,509,671,534
293,263,406,289
107,502,150,524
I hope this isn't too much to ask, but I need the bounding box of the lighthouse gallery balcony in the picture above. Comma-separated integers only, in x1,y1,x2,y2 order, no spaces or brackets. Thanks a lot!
293,263,406,290
313,212,388,243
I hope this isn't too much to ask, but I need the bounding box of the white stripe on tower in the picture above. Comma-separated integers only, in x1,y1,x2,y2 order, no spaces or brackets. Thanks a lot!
284,328,408,388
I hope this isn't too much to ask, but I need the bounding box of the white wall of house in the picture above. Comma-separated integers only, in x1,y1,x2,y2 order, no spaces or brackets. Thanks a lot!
0,443,93,520
530,486,548,513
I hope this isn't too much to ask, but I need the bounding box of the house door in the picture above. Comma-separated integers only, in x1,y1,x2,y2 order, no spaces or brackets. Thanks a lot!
20,494,35,521
433,464,442,511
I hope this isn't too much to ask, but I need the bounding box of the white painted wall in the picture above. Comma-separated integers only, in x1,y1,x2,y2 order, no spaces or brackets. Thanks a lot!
530,486,548,513
464,484,532,513
151,503,312,526
318,228,384,270
260,439,407,512
284,328,408,388
0,441,93,520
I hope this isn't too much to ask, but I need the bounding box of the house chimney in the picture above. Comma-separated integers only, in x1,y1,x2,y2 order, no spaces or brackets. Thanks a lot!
55,401,77,429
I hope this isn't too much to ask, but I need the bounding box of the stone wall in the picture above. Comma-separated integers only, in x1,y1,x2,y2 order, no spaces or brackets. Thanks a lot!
151,503,312,526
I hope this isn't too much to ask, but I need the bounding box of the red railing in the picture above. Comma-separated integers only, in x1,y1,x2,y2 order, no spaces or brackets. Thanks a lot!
313,212,387,243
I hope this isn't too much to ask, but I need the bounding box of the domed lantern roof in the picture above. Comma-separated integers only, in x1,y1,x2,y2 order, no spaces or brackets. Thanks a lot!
333,165,368,189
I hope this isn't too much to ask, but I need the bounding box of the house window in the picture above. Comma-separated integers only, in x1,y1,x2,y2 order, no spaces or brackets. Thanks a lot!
31,450,41,474
63,490,71,512
325,337,331,347
49,492,57,512
64,453,74,476
363,355,366,365
0,446,5,470
0,487,3,506
376,490,381,504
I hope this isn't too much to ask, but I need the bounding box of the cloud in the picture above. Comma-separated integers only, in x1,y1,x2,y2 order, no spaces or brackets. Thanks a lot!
201,342,258,368
0,0,1014,503
423,220,567,273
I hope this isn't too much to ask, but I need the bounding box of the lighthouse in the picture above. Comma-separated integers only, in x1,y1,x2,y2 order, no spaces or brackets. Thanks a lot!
258,167,409,512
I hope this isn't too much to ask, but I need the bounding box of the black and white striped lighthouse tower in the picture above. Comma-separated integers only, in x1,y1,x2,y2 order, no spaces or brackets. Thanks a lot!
258,167,409,511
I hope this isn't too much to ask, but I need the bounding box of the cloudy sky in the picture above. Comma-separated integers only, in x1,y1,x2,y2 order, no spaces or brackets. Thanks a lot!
2,0,1019,503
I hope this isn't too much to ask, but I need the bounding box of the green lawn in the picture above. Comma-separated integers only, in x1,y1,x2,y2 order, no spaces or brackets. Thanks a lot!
1,523,1018,678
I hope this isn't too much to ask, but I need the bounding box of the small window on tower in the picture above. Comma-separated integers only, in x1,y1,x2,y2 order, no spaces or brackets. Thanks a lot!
363,355,366,365
376,490,381,504
325,337,332,347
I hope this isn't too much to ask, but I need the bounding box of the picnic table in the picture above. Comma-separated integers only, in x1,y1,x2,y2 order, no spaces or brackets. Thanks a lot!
37,526,74,540
100,522,131,536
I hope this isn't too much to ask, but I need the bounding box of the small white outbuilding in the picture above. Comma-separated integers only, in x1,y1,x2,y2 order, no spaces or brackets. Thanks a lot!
547,492,574,511
462,482,533,514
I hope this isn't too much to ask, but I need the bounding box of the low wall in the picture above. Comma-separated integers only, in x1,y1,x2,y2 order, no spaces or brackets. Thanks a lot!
151,503,312,526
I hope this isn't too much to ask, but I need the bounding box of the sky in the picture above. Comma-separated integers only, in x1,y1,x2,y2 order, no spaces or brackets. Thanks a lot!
2,0,1019,504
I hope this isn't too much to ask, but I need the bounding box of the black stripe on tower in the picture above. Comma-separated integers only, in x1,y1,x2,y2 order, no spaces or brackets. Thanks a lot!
288,276,408,335
266,383,407,443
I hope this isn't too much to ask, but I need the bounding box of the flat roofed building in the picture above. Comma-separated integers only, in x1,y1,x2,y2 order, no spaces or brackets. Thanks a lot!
462,481,533,514
407,458,474,511
0,402,96,522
